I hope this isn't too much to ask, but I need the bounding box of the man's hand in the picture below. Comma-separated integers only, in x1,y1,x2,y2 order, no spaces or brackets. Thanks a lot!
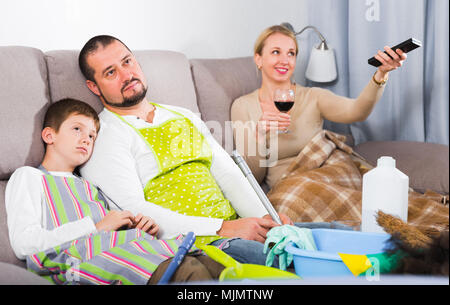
263,213,293,225
132,213,159,236
216,217,279,243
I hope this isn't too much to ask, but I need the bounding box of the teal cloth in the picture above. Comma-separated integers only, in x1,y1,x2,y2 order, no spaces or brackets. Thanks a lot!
263,225,317,270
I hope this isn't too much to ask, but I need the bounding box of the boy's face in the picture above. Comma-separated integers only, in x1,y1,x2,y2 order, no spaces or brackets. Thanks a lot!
43,114,97,170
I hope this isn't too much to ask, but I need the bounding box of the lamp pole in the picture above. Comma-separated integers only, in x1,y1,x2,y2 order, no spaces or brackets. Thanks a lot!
281,23,329,50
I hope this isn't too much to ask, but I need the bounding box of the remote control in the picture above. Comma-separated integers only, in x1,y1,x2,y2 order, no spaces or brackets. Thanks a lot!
368,38,422,67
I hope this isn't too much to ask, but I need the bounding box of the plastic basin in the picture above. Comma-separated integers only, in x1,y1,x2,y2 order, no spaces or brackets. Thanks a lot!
285,229,391,277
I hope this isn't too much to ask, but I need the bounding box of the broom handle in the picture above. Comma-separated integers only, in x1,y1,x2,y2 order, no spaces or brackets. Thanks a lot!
231,150,282,225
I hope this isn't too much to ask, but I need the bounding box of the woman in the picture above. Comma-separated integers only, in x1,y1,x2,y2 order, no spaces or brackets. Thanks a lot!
231,25,407,189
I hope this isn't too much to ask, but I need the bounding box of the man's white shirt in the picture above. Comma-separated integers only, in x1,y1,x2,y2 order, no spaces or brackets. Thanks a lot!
80,104,268,239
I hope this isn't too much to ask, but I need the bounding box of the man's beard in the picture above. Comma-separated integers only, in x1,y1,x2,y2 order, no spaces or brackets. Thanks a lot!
100,78,148,108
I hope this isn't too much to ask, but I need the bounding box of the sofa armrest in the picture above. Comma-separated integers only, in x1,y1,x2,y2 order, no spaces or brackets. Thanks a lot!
354,141,449,195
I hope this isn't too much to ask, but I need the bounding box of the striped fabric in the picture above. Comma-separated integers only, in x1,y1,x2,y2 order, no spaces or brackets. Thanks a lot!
27,169,188,285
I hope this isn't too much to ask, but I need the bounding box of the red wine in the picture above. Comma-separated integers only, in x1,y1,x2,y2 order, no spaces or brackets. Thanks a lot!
274,101,294,112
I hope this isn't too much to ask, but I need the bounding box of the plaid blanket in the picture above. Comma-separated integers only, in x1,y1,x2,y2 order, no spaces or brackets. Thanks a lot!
268,130,449,236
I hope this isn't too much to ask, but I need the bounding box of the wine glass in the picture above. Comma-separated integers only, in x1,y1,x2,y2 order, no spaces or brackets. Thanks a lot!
273,88,295,134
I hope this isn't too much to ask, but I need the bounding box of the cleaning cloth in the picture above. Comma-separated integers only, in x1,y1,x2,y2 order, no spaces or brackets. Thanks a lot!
263,225,317,270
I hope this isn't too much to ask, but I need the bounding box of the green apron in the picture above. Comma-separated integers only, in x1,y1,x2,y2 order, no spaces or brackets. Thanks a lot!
113,103,237,246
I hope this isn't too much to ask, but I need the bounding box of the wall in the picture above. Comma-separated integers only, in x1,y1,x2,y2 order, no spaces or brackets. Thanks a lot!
0,0,316,83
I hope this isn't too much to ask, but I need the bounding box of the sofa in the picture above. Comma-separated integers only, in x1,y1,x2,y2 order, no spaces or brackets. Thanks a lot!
0,46,448,284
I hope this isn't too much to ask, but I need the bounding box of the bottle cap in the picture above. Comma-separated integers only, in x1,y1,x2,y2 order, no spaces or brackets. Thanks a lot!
377,156,396,167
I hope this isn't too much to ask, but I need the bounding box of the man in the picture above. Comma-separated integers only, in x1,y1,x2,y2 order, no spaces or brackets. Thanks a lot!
78,35,291,265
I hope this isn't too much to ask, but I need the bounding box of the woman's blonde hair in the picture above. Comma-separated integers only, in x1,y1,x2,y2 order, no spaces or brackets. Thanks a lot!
254,25,298,56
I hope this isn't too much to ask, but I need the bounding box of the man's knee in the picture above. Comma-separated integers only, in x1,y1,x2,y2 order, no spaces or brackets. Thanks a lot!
211,239,269,266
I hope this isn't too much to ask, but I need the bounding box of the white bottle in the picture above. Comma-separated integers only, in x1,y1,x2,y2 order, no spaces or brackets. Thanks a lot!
361,156,409,233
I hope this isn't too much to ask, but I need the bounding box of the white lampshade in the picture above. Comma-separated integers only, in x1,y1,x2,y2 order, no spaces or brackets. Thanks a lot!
305,45,337,83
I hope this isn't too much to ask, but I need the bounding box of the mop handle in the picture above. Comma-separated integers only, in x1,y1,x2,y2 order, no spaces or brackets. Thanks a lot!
157,232,196,285
231,150,282,225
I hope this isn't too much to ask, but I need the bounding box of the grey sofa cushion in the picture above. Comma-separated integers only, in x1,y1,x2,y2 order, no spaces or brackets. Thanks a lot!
0,262,51,285
190,57,261,153
0,47,48,267
0,181,25,267
354,141,449,195
0,46,49,180
45,49,200,114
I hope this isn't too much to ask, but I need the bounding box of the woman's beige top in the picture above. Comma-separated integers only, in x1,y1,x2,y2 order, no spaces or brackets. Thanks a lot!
231,79,386,188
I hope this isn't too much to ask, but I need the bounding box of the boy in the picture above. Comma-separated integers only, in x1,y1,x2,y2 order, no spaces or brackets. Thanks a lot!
5,98,223,284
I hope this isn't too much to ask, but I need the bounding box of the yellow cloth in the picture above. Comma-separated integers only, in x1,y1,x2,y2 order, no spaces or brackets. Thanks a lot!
338,253,372,277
